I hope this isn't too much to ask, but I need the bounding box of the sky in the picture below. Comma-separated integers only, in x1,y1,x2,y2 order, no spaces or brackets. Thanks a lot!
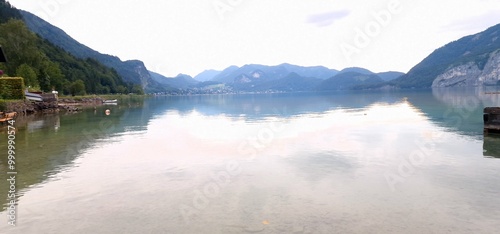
7,0,500,77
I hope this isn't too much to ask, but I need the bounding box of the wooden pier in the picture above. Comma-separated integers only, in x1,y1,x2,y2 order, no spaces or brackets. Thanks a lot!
484,107,500,135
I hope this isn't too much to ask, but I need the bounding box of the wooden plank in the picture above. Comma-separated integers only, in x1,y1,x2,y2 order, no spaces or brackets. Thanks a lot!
484,107,500,114
485,125,500,130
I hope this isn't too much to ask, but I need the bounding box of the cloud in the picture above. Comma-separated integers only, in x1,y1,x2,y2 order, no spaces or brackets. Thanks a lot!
306,10,350,27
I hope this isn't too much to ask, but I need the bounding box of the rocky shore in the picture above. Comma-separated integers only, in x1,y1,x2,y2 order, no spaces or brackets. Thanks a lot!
5,97,108,116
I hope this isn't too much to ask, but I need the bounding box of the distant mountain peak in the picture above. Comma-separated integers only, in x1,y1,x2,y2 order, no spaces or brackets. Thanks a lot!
176,73,192,78
338,67,374,75
194,69,222,82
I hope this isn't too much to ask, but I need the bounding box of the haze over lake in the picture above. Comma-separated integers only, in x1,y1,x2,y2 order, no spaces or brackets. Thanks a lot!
1,89,500,233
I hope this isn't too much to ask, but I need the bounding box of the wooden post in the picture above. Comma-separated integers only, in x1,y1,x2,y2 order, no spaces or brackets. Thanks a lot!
484,107,500,135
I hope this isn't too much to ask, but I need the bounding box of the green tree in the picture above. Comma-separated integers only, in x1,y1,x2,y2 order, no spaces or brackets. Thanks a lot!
61,80,71,95
101,86,110,94
16,63,38,87
116,85,127,94
70,79,85,96
0,19,42,75
38,71,51,92
43,61,64,91
131,85,144,95
0,0,23,24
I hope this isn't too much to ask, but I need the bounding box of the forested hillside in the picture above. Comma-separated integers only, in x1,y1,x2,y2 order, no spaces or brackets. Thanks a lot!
20,10,163,93
0,0,143,95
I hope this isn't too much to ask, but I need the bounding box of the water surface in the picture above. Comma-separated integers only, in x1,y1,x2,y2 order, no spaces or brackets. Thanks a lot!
1,89,500,233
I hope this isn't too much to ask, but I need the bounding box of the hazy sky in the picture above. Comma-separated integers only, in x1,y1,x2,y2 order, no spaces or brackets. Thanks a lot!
8,0,500,77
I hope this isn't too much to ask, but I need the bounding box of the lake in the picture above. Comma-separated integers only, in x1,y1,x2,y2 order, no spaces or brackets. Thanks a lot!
1,88,500,233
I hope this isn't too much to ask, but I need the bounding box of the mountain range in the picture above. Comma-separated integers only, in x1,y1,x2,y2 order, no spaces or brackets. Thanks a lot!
5,1,500,93
15,9,405,93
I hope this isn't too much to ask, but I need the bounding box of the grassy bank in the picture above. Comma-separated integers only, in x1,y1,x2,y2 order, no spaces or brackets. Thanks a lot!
58,94,147,105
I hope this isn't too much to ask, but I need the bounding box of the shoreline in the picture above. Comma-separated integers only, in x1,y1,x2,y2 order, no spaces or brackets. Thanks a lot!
3,97,111,116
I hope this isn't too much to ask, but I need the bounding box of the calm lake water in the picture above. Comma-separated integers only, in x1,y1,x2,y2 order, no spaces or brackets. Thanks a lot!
1,88,500,233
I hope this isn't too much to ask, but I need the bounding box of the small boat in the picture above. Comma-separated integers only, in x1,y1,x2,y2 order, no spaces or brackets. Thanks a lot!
103,99,118,104
0,112,17,123
25,91,43,102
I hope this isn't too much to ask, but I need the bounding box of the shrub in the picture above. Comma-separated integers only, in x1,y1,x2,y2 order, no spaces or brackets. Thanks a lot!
0,77,25,99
